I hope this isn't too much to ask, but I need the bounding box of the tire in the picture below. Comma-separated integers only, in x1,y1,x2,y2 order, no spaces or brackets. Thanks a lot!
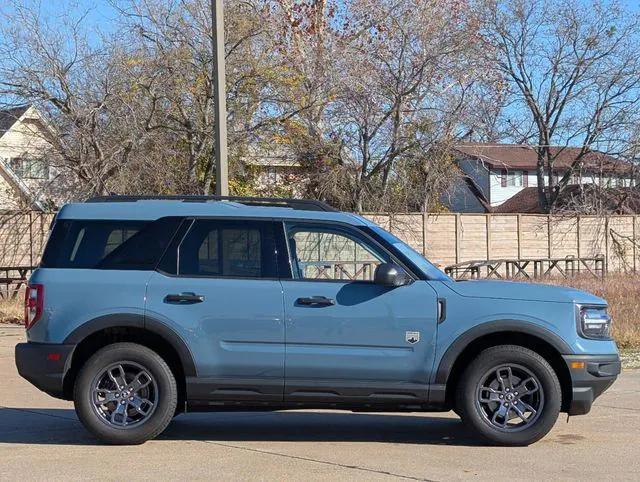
73,342,177,445
455,345,561,446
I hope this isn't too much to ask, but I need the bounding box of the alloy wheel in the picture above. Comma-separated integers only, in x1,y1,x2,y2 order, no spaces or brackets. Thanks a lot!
475,363,544,432
90,361,158,428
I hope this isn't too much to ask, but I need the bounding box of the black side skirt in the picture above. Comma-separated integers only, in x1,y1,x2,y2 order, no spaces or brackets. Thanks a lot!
186,377,444,412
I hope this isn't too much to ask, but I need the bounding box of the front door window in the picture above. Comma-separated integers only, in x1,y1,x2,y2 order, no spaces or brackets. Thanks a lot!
287,224,387,282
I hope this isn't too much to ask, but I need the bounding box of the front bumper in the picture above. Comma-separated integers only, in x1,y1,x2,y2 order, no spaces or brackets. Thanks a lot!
563,354,621,415
15,342,75,399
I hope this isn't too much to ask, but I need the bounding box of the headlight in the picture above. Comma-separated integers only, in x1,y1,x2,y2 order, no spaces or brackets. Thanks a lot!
577,305,612,340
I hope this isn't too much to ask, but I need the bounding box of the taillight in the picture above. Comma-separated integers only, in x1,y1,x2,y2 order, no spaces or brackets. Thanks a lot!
24,284,44,330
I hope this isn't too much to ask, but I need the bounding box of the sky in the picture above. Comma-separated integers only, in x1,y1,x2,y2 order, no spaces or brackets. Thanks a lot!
0,0,637,42
16,0,640,28
0,0,120,36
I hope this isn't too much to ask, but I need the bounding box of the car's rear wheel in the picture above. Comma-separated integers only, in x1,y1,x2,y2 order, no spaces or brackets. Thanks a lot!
456,345,561,446
73,342,177,445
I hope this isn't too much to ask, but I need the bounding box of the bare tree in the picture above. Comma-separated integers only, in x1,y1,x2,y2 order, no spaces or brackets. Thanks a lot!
268,0,486,212
481,0,640,212
0,1,160,199
0,0,508,212
113,0,322,194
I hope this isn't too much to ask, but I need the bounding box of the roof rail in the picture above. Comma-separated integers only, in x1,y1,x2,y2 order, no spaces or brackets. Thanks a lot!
86,195,339,212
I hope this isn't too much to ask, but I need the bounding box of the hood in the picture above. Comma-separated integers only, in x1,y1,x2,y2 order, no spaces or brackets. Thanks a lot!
447,279,606,305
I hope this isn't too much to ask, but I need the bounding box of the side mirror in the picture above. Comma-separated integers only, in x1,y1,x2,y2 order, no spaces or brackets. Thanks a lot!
374,263,412,287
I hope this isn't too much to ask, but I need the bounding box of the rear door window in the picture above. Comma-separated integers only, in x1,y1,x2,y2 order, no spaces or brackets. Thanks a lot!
174,219,280,278
40,217,182,270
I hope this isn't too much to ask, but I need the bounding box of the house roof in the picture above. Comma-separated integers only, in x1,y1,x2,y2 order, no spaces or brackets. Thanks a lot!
0,105,30,138
244,156,301,168
492,187,549,214
493,185,640,214
454,143,632,174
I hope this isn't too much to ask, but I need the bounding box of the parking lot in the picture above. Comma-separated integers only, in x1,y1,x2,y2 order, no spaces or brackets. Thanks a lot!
1,325,639,481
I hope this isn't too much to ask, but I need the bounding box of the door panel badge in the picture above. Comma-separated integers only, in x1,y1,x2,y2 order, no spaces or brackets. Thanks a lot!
405,331,420,344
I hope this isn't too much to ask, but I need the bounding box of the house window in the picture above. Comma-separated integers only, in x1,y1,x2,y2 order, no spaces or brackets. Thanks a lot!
503,170,523,187
265,166,278,185
9,157,49,179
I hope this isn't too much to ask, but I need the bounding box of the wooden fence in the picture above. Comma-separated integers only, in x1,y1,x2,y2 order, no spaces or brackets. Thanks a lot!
0,211,638,274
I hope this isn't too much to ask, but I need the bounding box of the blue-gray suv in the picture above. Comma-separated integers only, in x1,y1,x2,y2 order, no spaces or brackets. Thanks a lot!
15,196,620,445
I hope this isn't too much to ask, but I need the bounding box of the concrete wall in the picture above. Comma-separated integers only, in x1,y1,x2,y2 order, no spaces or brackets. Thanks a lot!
361,213,638,272
0,211,638,274
0,211,54,267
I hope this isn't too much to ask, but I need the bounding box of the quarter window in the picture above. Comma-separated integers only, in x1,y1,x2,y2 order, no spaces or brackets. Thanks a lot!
40,218,182,270
286,224,387,281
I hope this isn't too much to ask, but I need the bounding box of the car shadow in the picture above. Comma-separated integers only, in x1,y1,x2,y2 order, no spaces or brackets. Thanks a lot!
0,407,486,446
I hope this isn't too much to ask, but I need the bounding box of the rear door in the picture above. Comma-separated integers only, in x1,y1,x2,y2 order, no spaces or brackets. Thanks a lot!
32,217,182,343
280,221,439,403
145,218,287,402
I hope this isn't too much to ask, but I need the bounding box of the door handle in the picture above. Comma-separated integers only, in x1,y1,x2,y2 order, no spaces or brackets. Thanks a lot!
164,292,205,304
296,296,335,307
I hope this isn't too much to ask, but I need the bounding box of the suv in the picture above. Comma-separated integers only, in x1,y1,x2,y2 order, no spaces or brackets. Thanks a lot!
15,196,620,446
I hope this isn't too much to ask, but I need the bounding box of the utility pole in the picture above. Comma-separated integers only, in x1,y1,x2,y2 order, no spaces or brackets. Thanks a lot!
211,0,228,196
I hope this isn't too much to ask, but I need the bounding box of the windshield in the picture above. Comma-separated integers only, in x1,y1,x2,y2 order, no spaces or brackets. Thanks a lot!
369,226,451,281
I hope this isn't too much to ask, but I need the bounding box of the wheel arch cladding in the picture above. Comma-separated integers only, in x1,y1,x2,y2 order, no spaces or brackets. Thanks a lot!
62,314,196,403
436,321,573,412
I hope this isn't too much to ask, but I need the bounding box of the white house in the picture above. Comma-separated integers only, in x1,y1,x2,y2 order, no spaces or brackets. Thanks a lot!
0,105,58,210
445,143,637,213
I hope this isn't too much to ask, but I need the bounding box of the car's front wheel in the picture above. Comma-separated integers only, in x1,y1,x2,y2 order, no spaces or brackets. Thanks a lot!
73,342,177,445
456,344,561,446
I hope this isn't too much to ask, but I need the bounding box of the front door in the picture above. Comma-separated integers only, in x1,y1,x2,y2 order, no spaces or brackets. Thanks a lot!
145,218,286,402
280,222,439,403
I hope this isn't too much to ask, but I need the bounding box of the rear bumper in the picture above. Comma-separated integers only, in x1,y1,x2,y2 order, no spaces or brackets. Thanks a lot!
15,342,75,399
563,354,621,415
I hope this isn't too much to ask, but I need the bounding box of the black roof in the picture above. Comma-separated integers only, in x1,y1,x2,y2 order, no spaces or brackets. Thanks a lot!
0,105,30,137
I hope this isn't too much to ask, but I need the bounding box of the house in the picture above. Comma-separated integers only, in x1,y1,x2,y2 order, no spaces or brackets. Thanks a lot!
493,185,640,214
445,143,637,213
0,105,56,210
245,155,301,192
241,143,305,196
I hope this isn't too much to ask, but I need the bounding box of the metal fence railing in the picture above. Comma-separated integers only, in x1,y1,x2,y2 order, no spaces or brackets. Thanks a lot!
445,255,606,280
0,265,36,299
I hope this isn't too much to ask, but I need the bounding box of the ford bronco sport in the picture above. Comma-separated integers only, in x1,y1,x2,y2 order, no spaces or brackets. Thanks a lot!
15,196,620,445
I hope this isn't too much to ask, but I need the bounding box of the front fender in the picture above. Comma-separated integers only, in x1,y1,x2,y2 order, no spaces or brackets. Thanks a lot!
432,319,573,387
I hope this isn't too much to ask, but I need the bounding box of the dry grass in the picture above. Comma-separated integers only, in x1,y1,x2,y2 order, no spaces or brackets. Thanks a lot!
0,295,22,325
539,274,640,349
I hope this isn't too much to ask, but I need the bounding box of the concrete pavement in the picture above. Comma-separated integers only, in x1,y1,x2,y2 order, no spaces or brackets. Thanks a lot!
1,325,639,481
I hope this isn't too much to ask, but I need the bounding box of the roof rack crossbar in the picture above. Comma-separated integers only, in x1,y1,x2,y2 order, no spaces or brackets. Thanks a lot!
86,195,338,212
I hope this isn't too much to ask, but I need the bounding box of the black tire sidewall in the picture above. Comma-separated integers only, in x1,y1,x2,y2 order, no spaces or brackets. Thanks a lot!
457,345,561,446
74,343,177,445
